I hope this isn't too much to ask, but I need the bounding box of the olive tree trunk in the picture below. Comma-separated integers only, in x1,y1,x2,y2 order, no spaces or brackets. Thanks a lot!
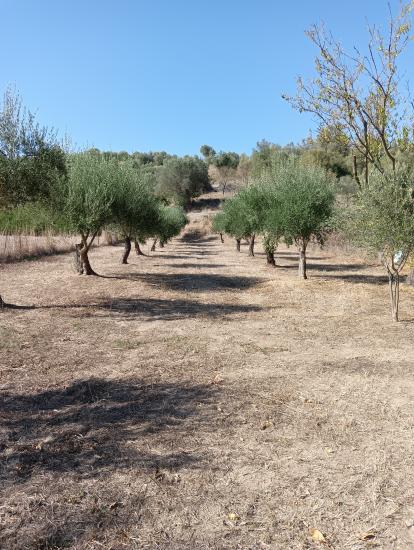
219,232,224,243
383,252,409,322
236,238,241,252
266,249,276,266
298,239,308,279
134,239,145,256
388,272,400,322
78,232,98,276
73,244,84,274
150,238,158,252
121,236,131,264
248,234,255,257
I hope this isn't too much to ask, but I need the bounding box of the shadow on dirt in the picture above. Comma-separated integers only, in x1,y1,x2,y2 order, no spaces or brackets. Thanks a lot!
101,273,263,292
314,273,388,284
2,297,264,320
164,263,227,269
1,377,217,485
190,197,223,211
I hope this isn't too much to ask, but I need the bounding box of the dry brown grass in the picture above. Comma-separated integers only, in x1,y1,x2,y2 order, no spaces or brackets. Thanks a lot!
1,201,414,549
0,231,117,263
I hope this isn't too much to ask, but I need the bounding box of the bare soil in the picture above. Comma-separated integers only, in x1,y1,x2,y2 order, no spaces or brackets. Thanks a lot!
1,204,414,549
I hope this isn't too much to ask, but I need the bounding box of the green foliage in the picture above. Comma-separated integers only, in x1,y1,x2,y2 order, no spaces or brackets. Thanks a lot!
200,145,216,162
274,158,335,247
211,151,239,169
0,87,67,207
59,153,119,237
156,156,210,207
347,169,414,257
0,202,67,235
212,211,226,234
111,164,160,240
216,194,253,240
153,205,187,243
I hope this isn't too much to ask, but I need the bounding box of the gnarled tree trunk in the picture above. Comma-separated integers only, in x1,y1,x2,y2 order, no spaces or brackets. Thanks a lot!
159,240,164,248
78,232,98,276
150,238,158,252
236,238,241,252
121,236,131,264
134,239,145,256
266,249,276,266
248,234,255,257
219,232,224,243
73,244,84,274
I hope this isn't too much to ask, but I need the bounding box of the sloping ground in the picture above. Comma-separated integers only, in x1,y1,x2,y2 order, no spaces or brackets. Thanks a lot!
1,212,414,549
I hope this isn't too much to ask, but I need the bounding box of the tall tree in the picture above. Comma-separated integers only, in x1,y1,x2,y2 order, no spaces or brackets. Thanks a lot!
283,2,414,186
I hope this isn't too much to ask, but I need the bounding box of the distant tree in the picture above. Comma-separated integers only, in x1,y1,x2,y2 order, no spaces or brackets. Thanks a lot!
212,211,226,243
156,156,210,207
215,194,254,251
200,145,216,163
149,205,187,251
111,165,160,264
236,154,252,187
211,151,240,194
347,169,414,321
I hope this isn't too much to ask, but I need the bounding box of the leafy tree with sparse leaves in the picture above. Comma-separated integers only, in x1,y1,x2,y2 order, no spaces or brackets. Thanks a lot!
346,169,414,321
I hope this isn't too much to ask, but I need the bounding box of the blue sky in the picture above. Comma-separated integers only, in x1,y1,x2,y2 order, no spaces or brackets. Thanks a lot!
0,0,409,155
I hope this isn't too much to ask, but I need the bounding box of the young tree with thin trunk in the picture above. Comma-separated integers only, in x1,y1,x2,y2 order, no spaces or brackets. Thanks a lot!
213,194,254,253
347,169,414,321
111,164,160,265
149,205,187,252
276,158,335,279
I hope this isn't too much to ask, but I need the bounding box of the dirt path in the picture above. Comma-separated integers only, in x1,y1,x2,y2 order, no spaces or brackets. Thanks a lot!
1,211,414,549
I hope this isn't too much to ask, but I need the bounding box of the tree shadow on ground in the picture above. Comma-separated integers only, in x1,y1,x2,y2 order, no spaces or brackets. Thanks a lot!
96,297,265,321
305,262,368,272
101,273,263,292
314,273,389,284
2,297,264,320
190,197,223,210
1,377,217,486
164,263,227,269
180,233,217,243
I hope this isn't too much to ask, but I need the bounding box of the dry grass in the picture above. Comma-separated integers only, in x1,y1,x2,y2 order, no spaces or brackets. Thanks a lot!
1,199,414,549
0,231,117,263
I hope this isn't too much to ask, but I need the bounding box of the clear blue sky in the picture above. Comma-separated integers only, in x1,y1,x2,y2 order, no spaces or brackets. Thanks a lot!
0,0,408,155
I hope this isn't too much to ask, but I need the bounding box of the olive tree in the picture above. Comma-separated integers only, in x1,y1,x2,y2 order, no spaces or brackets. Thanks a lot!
214,194,254,252
348,169,414,321
276,159,335,279
61,153,119,275
149,205,187,250
111,165,160,264
156,156,210,208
